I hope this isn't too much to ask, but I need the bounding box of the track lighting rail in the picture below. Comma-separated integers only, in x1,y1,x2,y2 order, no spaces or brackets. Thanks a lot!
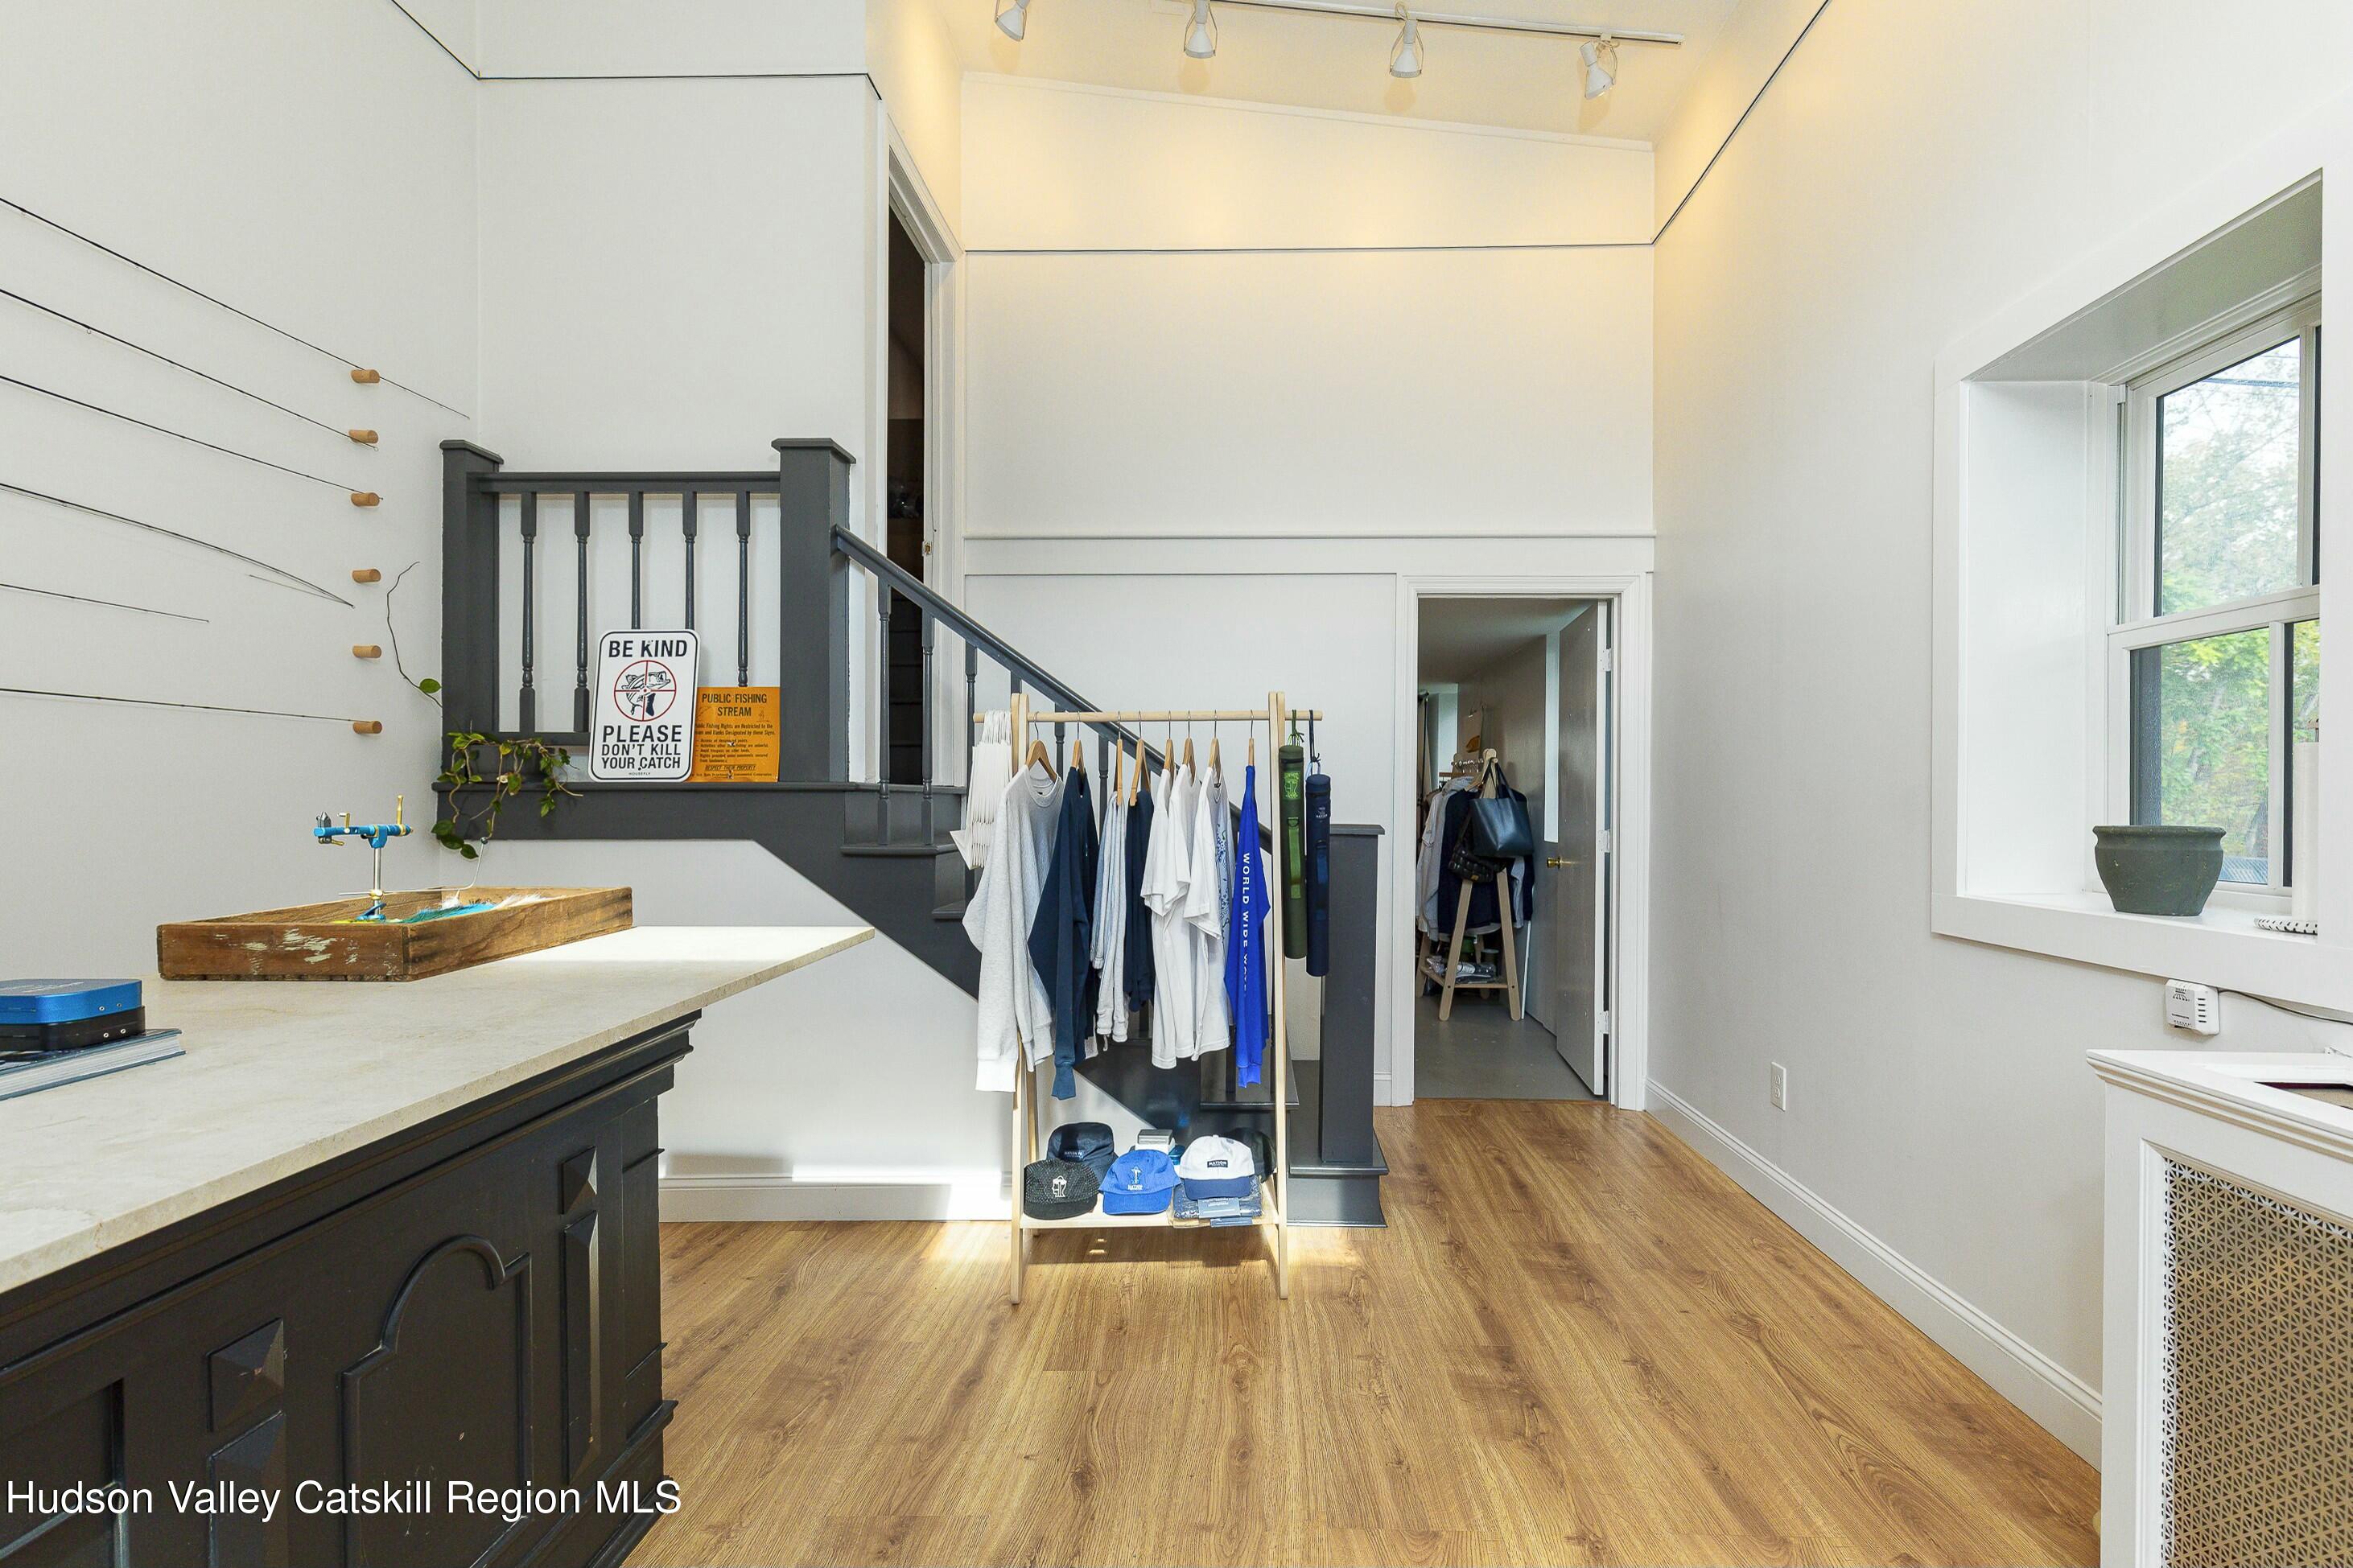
1185,0,1679,46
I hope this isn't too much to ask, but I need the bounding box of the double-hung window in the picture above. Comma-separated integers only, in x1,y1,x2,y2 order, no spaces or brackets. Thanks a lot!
2112,295,2322,893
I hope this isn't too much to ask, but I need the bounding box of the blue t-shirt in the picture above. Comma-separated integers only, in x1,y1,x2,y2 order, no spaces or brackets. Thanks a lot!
1225,765,1271,1086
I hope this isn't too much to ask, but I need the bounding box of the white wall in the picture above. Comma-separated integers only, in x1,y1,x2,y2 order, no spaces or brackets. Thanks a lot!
0,0,474,973
1647,0,2353,1460
962,80,1658,1098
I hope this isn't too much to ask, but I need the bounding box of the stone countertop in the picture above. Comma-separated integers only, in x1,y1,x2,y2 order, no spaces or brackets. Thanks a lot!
0,924,873,1295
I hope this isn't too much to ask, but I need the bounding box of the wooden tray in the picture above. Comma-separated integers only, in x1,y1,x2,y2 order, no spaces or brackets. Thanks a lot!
157,887,633,982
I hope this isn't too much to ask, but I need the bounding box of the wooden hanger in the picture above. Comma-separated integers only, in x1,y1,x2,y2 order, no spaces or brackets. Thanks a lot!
1024,736,1054,774
1208,723,1221,775
1181,722,1195,774
1247,724,1256,768
1113,736,1127,801
1071,730,1086,772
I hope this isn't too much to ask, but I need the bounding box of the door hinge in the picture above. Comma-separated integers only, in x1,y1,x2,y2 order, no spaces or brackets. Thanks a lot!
1598,828,1613,855
1598,1009,1613,1039
1598,648,1614,674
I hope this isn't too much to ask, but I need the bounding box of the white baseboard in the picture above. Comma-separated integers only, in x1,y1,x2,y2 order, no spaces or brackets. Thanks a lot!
1646,1080,2103,1465
1374,1070,1395,1106
661,1173,1008,1222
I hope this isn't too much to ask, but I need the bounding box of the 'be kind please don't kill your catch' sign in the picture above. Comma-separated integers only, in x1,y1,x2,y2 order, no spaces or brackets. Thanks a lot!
591,630,698,780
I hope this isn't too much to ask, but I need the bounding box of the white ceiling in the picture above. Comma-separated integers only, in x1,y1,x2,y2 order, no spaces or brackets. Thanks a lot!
942,0,1741,142
1417,596,1590,682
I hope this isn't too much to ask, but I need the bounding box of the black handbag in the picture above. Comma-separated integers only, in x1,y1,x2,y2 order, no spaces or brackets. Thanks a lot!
1465,792,1534,862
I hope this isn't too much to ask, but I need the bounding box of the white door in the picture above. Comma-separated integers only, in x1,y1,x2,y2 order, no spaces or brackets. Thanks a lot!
1551,605,1605,1094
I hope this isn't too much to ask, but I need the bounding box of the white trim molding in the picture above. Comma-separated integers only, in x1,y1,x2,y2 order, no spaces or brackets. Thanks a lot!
663,1171,1011,1222
1648,1081,2104,1464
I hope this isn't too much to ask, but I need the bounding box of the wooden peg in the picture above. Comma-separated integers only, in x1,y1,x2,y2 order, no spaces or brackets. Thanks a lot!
349,368,381,384
351,568,381,583
352,719,383,735
347,429,378,445
352,644,381,659
349,492,380,507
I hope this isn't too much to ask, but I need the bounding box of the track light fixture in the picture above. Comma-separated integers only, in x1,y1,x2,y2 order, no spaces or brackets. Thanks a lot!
985,0,1672,90
1580,33,1617,98
1184,0,1218,59
1389,6,1422,78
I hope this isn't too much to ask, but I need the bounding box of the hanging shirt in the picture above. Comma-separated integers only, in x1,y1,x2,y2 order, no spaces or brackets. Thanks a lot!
1183,761,1232,1053
1027,768,1098,1101
1123,776,1157,1015
1139,763,1198,1068
1091,786,1131,1043
1226,763,1272,1088
953,710,1012,870
964,760,1064,1093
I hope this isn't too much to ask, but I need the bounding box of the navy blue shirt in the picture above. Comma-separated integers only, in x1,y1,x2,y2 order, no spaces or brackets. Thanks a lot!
1028,768,1098,1099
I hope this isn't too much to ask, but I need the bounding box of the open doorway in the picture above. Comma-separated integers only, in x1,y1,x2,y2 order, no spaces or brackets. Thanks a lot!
883,210,927,784
1413,597,1609,1101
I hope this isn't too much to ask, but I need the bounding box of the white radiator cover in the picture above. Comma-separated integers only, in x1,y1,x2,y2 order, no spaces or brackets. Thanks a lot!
2095,1051,2353,1567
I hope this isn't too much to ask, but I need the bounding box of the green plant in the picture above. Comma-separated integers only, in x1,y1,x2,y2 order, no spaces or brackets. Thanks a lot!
384,562,579,858
431,732,579,858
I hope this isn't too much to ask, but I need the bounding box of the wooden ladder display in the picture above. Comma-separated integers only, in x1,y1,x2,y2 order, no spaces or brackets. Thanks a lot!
1423,750,1523,1023
1004,691,1312,1304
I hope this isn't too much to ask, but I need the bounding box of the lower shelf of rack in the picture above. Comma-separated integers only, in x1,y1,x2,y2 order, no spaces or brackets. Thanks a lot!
1420,957,1510,990
1019,1196,1284,1231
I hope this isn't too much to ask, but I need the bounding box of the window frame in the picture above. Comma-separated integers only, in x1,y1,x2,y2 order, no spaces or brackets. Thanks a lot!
2106,293,2322,899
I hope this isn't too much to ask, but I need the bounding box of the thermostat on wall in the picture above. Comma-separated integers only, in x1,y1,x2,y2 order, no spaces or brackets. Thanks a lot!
2165,980,2220,1036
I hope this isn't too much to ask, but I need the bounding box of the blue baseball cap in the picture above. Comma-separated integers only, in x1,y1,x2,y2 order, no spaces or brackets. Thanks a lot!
1099,1148,1180,1215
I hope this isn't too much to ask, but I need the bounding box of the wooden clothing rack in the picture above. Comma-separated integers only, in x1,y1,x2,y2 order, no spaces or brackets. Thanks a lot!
1420,749,1523,1022
1003,690,1300,1303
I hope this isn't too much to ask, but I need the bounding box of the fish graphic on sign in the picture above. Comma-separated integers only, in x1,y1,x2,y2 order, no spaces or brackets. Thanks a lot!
613,660,678,722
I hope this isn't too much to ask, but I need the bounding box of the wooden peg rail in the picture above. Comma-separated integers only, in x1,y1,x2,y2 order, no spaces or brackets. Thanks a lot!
352,644,381,660
976,708,1324,725
350,568,381,583
349,492,379,507
351,720,382,735
349,368,381,384
347,430,378,445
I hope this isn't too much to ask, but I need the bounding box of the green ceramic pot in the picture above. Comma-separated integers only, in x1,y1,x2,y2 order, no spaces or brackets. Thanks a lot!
2092,825,2227,916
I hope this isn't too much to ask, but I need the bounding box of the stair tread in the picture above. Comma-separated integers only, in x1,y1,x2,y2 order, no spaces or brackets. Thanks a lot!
839,841,958,858
933,901,969,921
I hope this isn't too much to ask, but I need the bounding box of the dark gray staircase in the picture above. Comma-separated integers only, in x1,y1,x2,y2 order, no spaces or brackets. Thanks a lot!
437,438,1384,1225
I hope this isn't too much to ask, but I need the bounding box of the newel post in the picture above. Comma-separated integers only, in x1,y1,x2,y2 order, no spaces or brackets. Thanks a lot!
439,439,505,739
774,438,857,781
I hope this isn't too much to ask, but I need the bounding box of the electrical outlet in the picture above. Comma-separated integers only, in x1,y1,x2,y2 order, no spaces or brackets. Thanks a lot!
1770,1063,1788,1111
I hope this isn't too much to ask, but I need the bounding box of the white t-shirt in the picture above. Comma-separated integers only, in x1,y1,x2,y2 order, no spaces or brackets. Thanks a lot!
1184,762,1231,1052
1139,763,1197,1068
963,760,1064,1092
1090,788,1130,1044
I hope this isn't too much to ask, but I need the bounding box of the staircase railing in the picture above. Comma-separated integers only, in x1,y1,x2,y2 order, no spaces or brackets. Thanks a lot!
440,435,1269,849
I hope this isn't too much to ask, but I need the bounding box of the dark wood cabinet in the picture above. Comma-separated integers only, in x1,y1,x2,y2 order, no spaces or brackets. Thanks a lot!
0,1017,694,1568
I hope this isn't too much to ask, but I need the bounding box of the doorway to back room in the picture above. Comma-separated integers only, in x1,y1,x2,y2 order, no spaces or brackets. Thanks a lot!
1414,597,1610,1101
884,209,928,784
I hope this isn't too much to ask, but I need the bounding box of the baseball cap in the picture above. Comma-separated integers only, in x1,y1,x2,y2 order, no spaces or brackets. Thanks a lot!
1099,1148,1180,1215
1176,1134,1257,1200
1022,1158,1098,1220
1046,1121,1116,1183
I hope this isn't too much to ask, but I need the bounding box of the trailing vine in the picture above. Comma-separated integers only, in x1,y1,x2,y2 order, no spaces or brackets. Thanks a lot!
384,562,578,858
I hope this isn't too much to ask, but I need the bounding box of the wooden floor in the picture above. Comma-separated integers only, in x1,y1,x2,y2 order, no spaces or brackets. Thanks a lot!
635,1101,2099,1567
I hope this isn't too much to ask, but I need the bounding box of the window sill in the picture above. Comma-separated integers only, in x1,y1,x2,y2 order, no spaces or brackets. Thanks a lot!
1934,888,2347,1011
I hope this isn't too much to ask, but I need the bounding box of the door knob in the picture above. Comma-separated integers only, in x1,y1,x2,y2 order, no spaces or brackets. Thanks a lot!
1546,856,1568,868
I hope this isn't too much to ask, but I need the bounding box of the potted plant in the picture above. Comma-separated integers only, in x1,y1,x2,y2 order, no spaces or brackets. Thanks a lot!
2092,825,2227,916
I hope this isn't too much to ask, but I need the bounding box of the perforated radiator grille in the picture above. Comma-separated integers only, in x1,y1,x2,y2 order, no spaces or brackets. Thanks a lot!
2159,1160,2353,1566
